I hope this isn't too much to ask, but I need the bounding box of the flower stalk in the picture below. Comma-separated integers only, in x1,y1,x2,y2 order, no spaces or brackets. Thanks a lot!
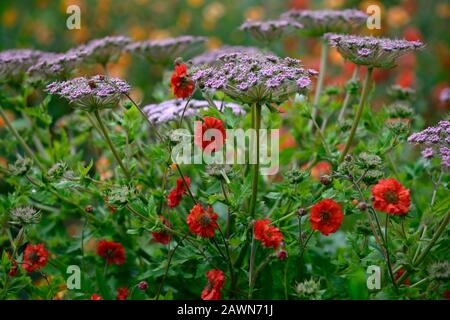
339,67,373,162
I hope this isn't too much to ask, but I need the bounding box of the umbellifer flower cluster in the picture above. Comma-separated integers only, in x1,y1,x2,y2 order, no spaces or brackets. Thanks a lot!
407,120,450,168
281,9,367,37
191,45,264,66
326,33,424,69
10,207,41,225
239,19,303,43
126,35,207,64
76,35,131,66
0,49,43,83
143,99,245,124
192,52,316,104
27,50,87,82
46,75,131,111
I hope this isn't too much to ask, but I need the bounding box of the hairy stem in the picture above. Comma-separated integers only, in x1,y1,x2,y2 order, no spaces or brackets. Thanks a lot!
339,67,373,163
93,110,131,180
0,105,46,171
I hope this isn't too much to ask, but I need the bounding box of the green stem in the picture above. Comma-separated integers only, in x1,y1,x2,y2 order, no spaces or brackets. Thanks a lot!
339,67,373,163
93,110,131,180
0,105,46,171
384,216,397,288
311,39,328,127
248,223,257,299
249,103,261,218
337,65,360,122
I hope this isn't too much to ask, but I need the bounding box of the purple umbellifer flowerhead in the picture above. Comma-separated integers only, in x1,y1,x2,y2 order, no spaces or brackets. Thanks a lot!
325,33,424,69
143,99,245,124
192,52,316,105
191,45,265,66
239,19,303,43
0,49,44,83
408,120,450,169
46,75,131,111
75,35,131,66
281,9,367,37
27,50,88,83
126,35,207,64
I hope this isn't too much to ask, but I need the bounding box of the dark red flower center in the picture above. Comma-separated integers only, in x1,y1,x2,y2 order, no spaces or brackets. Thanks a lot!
321,211,331,222
383,189,399,204
28,251,39,263
198,214,211,227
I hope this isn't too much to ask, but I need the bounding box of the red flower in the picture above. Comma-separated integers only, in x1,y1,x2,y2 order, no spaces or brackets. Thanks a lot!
167,177,190,208
394,268,410,286
187,203,219,238
116,287,128,300
194,116,226,152
91,294,103,300
201,269,225,300
6,252,18,276
254,219,284,250
152,216,172,245
96,240,126,265
170,63,194,99
371,178,410,216
310,199,344,236
23,243,49,273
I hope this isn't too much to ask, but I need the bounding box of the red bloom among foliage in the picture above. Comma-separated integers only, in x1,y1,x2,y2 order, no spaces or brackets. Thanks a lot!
194,116,227,152
96,240,126,265
152,216,172,245
187,203,219,238
167,176,190,208
91,294,103,300
7,252,18,276
23,243,49,273
201,269,225,300
170,63,194,99
254,219,284,250
116,287,129,300
371,178,410,216
310,199,344,236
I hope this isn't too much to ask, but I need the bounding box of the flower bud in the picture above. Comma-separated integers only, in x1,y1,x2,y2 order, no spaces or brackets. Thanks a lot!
137,281,148,291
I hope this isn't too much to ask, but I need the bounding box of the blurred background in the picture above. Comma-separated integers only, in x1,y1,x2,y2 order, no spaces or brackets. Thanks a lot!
0,0,449,117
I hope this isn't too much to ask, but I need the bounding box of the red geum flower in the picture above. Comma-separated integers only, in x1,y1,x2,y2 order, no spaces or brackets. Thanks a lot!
394,268,410,286
96,240,126,265
170,63,194,99
152,216,172,245
116,287,128,300
194,116,226,152
22,243,49,273
90,294,103,300
254,219,284,250
187,203,219,238
371,178,410,216
310,199,344,236
6,252,18,276
167,177,190,208
201,269,225,300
